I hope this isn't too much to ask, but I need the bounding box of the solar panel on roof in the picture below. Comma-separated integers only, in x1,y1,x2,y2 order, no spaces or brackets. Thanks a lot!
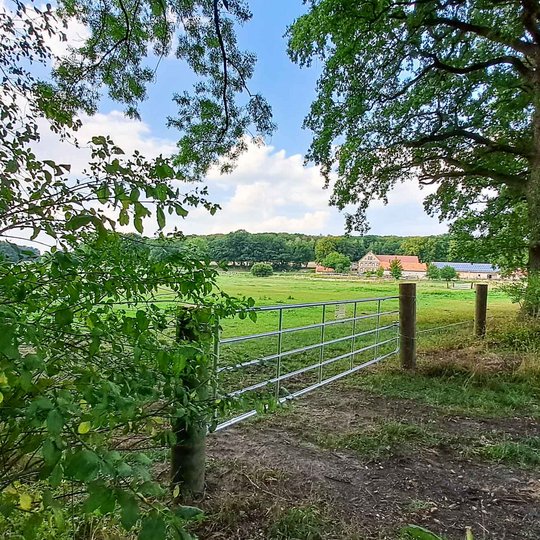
433,262,499,272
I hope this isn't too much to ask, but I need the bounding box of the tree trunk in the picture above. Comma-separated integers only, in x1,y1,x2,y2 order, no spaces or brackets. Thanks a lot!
171,307,213,501
527,64,540,316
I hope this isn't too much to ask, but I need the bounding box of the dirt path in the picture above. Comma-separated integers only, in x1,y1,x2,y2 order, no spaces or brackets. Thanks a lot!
195,386,540,540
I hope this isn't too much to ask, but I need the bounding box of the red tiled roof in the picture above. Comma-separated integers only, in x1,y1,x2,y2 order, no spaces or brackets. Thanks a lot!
377,255,420,264
375,255,427,272
315,265,334,273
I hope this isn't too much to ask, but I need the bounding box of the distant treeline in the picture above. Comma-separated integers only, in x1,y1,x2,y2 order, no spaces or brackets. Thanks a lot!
0,241,40,263
173,230,485,268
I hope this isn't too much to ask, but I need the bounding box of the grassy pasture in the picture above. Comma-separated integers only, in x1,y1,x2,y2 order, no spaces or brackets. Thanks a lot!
211,273,518,425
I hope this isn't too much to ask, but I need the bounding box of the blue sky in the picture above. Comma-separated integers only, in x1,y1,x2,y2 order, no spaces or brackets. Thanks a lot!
41,0,449,238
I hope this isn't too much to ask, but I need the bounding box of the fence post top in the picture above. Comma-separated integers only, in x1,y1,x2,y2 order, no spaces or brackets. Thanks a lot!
399,282,417,294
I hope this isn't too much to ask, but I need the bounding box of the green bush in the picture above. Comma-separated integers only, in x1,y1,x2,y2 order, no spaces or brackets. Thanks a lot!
501,275,540,317
440,265,458,281
321,251,351,273
251,262,273,277
426,263,440,280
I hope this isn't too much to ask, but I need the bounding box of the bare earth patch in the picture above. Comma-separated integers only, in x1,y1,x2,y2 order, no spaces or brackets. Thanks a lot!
192,377,540,540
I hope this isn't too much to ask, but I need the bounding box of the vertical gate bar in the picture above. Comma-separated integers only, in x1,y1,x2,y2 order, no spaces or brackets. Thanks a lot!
374,299,382,360
212,315,220,424
318,304,326,383
350,301,358,368
275,307,284,399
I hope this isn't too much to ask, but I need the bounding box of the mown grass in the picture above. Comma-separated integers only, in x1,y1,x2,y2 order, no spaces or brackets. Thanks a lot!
347,363,540,418
210,273,535,428
215,273,516,338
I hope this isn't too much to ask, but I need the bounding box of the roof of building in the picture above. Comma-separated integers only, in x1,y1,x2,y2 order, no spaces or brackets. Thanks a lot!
433,262,500,273
315,265,335,273
377,254,421,264
359,253,427,272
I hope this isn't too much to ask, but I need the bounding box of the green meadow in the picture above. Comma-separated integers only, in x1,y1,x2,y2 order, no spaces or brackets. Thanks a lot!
211,273,519,422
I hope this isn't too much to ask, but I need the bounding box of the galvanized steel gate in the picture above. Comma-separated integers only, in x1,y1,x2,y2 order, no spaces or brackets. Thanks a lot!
213,296,400,431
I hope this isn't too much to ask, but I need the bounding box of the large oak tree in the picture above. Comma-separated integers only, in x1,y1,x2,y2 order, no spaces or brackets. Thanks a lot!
288,0,540,302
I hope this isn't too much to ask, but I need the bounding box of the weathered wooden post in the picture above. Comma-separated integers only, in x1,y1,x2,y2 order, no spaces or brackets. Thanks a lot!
171,306,213,500
399,282,416,370
475,284,488,338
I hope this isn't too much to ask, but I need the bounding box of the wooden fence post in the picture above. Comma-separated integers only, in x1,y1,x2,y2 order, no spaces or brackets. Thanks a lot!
171,306,213,500
475,284,488,338
399,282,416,370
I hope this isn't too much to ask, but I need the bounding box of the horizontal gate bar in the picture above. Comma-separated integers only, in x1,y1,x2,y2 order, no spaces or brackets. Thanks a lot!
243,296,398,312
218,322,398,373
213,347,399,432
226,335,398,397
220,309,399,345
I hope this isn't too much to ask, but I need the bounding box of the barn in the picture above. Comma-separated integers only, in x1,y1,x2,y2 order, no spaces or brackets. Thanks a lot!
433,262,500,280
357,252,427,279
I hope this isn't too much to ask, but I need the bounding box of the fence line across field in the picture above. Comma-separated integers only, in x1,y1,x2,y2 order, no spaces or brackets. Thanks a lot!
213,296,400,432
416,320,473,335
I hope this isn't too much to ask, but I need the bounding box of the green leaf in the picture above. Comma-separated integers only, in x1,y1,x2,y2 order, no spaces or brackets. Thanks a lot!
96,183,110,204
118,492,139,530
65,215,94,230
22,512,43,540
46,409,64,436
174,505,203,520
91,136,107,145
156,206,165,229
65,450,100,482
54,306,73,326
139,513,166,540
42,439,61,466
84,482,116,515
134,215,144,234
154,163,174,179
78,421,91,434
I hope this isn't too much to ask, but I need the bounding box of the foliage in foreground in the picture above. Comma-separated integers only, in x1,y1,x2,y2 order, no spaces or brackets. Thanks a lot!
0,0,265,537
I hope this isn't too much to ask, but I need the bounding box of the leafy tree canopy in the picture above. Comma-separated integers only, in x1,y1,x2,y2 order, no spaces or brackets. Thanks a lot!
440,265,459,281
322,251,351,273
389,258,403,280
288,0,540,286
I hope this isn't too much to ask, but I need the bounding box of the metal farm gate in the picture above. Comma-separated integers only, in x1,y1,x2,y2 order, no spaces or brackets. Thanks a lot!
213,296,400,431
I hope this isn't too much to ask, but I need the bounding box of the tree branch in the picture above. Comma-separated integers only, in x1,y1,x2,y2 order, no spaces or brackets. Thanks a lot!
213,0,230,140
430,16,536,55
406,128,530,158
422,51,532,78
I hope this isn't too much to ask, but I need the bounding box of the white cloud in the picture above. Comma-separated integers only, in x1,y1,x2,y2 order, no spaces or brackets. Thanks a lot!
45,10,90,59
182,142,447,236
34,111,176,176
31,112,447,239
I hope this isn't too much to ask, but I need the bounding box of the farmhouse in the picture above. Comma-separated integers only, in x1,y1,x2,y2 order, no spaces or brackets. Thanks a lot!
433,262,500,280
357,252,427,278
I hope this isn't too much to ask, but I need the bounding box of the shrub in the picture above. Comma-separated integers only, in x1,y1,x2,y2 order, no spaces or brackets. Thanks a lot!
501,275,540,318
376,266,385,278
389,258,403,280
426,263,441,280
440,265,458,281
251,262,273,277
322,251,351,273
